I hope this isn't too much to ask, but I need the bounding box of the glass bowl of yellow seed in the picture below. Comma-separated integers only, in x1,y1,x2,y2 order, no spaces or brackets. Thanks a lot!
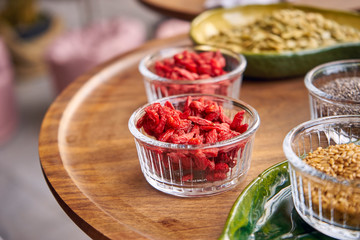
283,115,360,240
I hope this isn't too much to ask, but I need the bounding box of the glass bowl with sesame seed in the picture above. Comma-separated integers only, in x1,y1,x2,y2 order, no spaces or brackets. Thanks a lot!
305,59,360,119
283,115,360,240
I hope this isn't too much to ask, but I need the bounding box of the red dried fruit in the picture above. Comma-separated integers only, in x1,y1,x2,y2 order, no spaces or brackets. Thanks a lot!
152,50,234,96
214,162,229,173
206,172,228,181
230,110,245,130
136,96,250,182
205,129,218,144
182,174,193,182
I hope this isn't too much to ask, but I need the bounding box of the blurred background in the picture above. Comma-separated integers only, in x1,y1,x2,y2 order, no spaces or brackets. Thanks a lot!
0,1,190,239
1,0,358,239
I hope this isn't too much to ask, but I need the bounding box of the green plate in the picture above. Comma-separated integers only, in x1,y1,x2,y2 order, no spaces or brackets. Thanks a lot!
190,3,360,79
219,161,335,240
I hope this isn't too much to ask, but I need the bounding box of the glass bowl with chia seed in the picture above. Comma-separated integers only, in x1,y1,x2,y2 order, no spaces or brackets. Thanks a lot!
283,115,360,240
305,59,360,119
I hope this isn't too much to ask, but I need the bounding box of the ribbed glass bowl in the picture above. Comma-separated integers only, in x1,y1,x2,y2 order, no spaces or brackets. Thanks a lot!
138,45,246,102
128,94,260,197
305,59,360,119
283,115,360,239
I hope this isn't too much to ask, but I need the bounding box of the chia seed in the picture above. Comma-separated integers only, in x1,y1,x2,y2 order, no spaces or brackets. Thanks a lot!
319,77,360,101
313,76,360,117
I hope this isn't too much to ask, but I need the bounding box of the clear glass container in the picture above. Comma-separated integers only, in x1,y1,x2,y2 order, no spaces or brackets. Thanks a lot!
139,45,247,102
283,115,360,239
304,59,360,119
128,94,260,197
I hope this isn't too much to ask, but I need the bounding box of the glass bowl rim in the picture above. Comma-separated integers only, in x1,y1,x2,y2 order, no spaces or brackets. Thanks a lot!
138,44,247,85
128,93,260,150
304,59,360,105
283,115,360,186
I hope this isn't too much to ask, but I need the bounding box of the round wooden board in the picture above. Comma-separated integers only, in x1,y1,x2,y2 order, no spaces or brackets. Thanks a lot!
138,0,359,21
138,0,205,20
39,34,310,239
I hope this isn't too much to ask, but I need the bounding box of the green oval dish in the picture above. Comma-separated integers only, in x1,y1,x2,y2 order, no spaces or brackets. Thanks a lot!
190,3,360,79
219,161,335,240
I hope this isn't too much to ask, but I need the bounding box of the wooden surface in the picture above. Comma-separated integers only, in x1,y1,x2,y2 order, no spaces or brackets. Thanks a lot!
138,0,205,20
39,34,311,240
138,0,360,20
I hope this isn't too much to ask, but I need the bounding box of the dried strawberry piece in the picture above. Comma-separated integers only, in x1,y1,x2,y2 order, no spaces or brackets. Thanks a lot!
206,172,227,181
236,123,249,134
173,67,195,80
230,110,247,131
178,119,192,132
136,114,146,128
198,51,214,61
200,123,228,132
194,152,211,170
205,102,219,114
202,148,219,158
171,132,195,144
219,106,231,124
168,152,192,170
217,130,240,141
205,129,218,144
214,50,226,68
199,74,211,79
183,96,192,111
197,64,212,76
158,129,175,142
189,100,205,114
185,62,197,73
188,116,214,126
214,162,229,173
188,138,202,145
164,101,175,109
167,115,181,129
189,124,200,135
207,159,216,171
180,109,191,119
182,174,193,182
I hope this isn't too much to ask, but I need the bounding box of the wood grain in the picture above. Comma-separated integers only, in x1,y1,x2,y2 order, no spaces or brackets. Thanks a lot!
138,0,359,20
138,0,205,20
39,34,311,239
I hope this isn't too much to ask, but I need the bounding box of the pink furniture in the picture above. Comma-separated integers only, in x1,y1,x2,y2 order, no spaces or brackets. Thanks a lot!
155,18,190,39
46,17,146,94
0,37,17,145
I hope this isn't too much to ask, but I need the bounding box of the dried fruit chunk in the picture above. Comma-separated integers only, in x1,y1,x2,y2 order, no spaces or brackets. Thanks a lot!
154,50,228,80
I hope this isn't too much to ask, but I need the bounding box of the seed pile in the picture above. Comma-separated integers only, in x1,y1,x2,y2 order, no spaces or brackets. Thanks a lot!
207,9,360,53
314,77,360,117
303,143,360,180
320,77,360,102
300,143,360,227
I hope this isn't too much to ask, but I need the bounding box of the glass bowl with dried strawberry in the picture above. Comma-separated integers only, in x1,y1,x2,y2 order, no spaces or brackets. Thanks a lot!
139,45,246,102
128,93,260,197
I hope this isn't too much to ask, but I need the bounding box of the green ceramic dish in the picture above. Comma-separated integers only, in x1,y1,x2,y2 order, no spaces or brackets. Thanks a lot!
219,161,335,240
190,3,360,79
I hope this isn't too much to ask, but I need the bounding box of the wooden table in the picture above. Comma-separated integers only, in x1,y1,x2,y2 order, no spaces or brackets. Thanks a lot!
39,34,311,239
138,0,360,20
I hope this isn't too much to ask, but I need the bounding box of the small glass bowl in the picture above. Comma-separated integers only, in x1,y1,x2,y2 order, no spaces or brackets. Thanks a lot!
304,59,360,119
139,45,247,102
283,115,360,239
128,94,260,197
